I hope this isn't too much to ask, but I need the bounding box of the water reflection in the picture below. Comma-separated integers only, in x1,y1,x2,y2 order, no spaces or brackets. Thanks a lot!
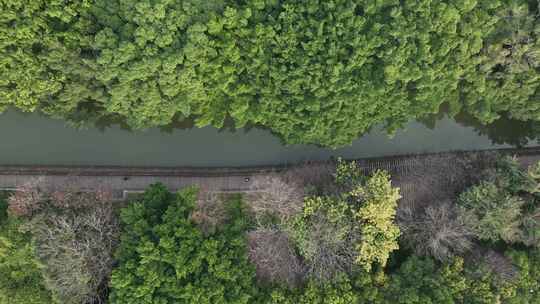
420,110,539,148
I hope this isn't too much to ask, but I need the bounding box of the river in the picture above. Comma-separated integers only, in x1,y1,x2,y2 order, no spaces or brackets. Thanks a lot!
0,110,538,167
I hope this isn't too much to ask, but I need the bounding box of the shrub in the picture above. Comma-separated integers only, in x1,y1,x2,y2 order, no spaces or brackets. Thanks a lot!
109,184,257,304
527,161,540,195
383,256,506,304
490,156,536,195
263,271,383,304
265,275,359,304
458,158,540,246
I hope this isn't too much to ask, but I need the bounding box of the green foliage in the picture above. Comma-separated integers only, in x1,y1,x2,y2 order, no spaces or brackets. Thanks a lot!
0,198,52,304
0,0,102,123
458,158,540,246
502,249,540,303
334,158,365,189
265,275,360,304
527,160,540,195
521,207,540,247
462,0,540,124
335,160,401,271
1,0,539,147
383,256,468,304
262,271,383,304
352,170,401,271
287,160,400,281
383,256,508,304
458,181,524,243
287,196,358,282
109,183,257,304
262,251,539,304
493,156,538,195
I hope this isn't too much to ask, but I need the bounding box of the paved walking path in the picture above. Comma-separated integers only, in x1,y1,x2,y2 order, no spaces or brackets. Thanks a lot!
0,147,538,200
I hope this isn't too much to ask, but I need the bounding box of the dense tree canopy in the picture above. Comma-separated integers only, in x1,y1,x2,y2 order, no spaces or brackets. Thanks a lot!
462,0,540,123
109,184,257,304
1,0,539,146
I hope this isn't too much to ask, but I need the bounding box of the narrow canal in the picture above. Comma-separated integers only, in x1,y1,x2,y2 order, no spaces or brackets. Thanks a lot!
0,110,538,167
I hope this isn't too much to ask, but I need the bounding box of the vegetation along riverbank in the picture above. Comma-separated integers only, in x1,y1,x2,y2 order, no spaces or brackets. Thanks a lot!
1,0,539,147
0,148,539,303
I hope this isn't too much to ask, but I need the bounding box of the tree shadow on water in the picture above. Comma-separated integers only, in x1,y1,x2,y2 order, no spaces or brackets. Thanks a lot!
419,109,540,148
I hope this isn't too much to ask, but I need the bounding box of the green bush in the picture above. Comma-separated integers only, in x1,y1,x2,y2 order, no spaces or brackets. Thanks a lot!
492,156,538,195
458,158,540,246
382,256,505,304
109,184,257,304
383,256,466,304
265,275,361,304
458,181,524,243
259,270,383,304
0,197,52,304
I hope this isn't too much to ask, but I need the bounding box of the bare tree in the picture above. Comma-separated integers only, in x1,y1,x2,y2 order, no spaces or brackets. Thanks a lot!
191,186,229,236
397,152,497,212
249,174,304,222
26,201,119,304
9,181,119,304
398,202,474,262
484,250,519,283
7,177,46,217
468,247,519,285
286,211,361,283
521,206,540,247
247,228,304,288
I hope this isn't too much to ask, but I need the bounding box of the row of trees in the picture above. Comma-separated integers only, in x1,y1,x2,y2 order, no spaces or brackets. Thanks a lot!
1,0,539,146
0,158,538,303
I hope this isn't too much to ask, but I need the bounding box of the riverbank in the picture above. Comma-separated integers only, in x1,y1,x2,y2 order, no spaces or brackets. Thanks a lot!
1,147,539,200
